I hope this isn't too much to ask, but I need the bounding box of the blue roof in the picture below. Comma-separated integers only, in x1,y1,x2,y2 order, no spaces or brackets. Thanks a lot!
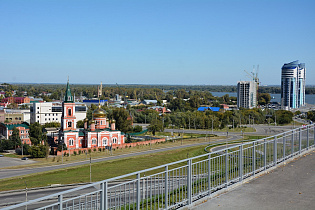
83,100,108,103
197,107,220,112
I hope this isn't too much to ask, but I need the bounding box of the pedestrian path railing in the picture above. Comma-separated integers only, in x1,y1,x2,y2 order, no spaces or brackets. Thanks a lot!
3,124,315,210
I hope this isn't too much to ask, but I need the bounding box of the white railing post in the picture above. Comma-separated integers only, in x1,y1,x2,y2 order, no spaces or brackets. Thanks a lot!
307,126,309,149
291,130,294,156
100,181,107,210
264,139,267,170
165,165,168,209
283,136,286,160
208,154,211,195
100,182,105,210
137,173,140,210
225,148,228,187
273,137,277,165
299,128,302,154
239,144,243,181
187,159,192,205
58,194,63,210
252,142,256,175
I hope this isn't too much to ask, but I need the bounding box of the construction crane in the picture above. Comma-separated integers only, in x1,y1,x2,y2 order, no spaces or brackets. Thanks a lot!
244,65,260,106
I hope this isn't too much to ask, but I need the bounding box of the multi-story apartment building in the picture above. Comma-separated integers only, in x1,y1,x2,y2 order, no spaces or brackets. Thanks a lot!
30,102,87,125
281,60,306,110
0,122,31,145
237,81,257,109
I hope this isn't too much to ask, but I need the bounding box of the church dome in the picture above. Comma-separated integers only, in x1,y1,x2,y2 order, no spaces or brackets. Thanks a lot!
93,105,106,118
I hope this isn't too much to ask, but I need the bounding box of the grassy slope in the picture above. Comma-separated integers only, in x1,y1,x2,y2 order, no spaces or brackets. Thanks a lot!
0,145,207,191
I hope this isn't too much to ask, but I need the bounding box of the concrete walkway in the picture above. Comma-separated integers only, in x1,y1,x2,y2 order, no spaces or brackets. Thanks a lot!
192,150,315,210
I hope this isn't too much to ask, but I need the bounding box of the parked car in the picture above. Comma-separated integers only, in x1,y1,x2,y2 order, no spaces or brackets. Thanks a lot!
0,154,4,157
21,157,28,160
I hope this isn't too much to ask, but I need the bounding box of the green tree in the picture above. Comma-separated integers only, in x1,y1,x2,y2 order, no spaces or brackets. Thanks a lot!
30,145,47,158
10,127,21,149
112,108,132,133
29,122,44,145
43,122,60,128
76,120,84,128
274,110,293,125
258,93,271,105
148,119,164,136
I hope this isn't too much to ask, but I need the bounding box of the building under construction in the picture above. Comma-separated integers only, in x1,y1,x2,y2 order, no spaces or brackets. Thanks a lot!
237,66,259,109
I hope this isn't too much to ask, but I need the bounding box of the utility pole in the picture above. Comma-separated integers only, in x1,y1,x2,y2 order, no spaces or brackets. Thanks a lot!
212,117,214,134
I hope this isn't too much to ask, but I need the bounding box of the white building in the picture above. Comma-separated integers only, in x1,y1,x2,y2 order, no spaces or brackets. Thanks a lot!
237,81,257,109
30,102,87,125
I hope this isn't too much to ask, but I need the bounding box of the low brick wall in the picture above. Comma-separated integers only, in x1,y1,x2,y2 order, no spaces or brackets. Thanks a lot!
56,138,166,156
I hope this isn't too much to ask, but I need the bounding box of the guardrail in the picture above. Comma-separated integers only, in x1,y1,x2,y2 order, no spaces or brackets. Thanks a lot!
2,124,315,210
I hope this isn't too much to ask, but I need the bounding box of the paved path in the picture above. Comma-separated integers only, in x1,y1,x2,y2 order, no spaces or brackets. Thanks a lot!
192,150,315,210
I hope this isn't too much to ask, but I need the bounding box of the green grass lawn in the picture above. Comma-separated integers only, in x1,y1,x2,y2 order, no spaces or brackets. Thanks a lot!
0,145,208,192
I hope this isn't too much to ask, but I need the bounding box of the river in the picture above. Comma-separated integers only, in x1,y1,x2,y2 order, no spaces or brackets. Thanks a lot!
211,92,315,105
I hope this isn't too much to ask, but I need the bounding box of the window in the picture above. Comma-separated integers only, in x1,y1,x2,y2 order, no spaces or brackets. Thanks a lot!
53,118,54,120
68,109,72,116
68,121,72,127
10,131,12,135
37,116,39,118
102,138,108,146
45,118,47,121
92,138,97,145
112,137,117,144
21,130,24,134
69,138,74,146
37,107,39,109
45,114,47,116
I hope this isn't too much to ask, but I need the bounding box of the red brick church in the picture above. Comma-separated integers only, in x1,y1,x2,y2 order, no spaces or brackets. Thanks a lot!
59,80,125,149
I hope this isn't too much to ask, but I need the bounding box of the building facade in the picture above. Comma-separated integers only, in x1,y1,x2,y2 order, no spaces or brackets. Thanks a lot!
281,60,306,110
2,97,30,104
30,102,87,125
0,122,31,145
237,81,257,109
59,81,125,150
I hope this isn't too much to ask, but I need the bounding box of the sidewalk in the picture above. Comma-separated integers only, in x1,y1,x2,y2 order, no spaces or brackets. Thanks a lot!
192,150,315,210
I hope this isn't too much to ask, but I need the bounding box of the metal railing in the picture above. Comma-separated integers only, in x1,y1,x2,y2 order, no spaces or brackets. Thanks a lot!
3,124,315,210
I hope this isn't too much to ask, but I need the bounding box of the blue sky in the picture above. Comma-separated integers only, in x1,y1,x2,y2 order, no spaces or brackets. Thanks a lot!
1,0,314,85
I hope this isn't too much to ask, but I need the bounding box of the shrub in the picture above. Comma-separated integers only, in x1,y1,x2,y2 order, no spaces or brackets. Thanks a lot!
93,148,96,152
98,148,102,152
30,145,47,158
79,150,82,155
73,151,77,156
88,149,91,153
